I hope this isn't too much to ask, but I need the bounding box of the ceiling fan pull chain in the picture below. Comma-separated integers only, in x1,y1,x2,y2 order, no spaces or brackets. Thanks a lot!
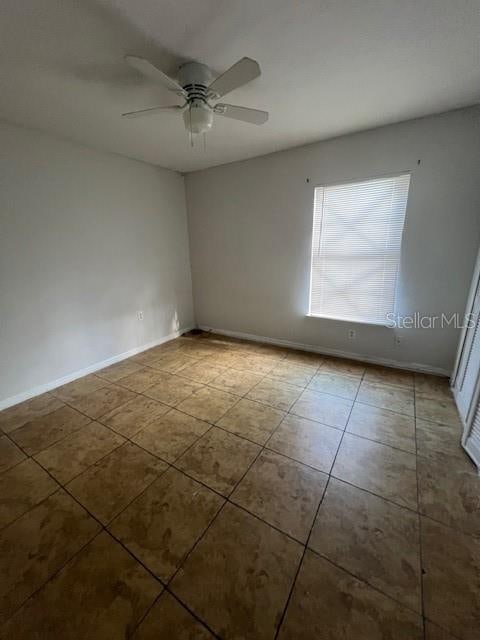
189,105,193,148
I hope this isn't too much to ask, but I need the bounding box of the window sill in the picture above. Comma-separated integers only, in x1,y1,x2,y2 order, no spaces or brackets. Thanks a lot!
306,313,393,328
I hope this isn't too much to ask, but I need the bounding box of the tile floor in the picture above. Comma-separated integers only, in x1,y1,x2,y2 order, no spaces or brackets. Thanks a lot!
0,332,479,639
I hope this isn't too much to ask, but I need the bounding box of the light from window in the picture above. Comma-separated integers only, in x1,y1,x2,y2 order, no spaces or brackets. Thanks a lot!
309,173,410,325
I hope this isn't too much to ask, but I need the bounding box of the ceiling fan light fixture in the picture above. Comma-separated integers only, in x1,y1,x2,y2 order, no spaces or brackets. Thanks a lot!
183,100,213,135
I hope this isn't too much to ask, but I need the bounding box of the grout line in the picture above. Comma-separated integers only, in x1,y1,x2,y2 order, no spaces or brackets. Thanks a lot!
273,363,365,638
306,545,424,618
164,371,285,590
2,524,106,625
414,390,427,640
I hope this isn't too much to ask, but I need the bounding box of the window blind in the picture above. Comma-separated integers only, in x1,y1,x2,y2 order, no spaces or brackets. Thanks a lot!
309,173,410,325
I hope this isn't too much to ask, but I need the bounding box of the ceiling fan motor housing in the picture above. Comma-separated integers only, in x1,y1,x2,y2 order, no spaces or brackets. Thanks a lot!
178,62,213,99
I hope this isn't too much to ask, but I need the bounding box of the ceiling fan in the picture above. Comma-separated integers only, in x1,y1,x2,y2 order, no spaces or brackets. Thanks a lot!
122,55,268,138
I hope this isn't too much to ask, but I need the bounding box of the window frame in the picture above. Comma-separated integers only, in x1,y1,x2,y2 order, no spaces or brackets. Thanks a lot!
306,170,412,327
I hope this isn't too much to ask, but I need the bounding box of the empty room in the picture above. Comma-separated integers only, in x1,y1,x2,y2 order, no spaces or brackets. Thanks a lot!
1,1,480,638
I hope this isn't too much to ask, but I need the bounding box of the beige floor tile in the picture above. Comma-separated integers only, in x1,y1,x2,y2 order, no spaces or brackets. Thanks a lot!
216,398,285,445
203,334,243,349
150,339,184,355
133,591,215,639
144,373,204,407
117,366,167,392
0,393,64,434
100,394,170,438
231,354,279,375
415,394,461,428
0,435,26,474
110,467,224,582
310,478,421,611
69,384,137,419
422,517,480,640
34,421,125,484
3,338,473,639
416,418,466,462
147,342,178,356
176,342,221,359
179,361,228,384
232,450,327,542
2,531,161,639
291,389,352,428
357,381,414,416
176,386,237,423
278,550,423,640
0,458,59,528
171,503,302,640
415,373,452,401
320,357,366,378
148,352,199,374
175,427,260,496
364,365,414,389
247,378,302,412
242,343,286,359
67,442,167,524
132,347,176,365
308,372,360,400
284,350,324,368
269,361,315,387
332,433,418,510
267,414,342,473
347,403,416,453
9,405,91,455
418,455,480,536
0,490,99,623
133,409,210,463
209,368,264,396
425,621,458,640
96,359,142,383
52,374,107,404
203,351,248,369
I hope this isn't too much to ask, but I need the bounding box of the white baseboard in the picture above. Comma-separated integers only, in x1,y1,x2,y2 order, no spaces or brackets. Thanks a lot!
0,325,195,411
199,325,451,377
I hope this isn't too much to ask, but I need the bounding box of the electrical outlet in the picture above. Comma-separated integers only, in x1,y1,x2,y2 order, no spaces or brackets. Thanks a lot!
137,310,144,321
348,329,356,340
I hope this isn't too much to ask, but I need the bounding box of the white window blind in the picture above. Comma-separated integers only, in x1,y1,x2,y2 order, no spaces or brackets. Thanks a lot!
309,173,410,325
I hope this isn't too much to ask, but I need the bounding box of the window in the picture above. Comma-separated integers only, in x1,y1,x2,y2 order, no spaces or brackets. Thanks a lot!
309,173,410,325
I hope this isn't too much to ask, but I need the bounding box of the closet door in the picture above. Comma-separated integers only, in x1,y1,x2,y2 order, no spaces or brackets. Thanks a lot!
466,401,480,470
452,247,480,470
453,282,480,423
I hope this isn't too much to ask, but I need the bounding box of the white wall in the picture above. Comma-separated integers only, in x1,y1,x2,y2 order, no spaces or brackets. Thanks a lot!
186,107,480,374
0,123,194,404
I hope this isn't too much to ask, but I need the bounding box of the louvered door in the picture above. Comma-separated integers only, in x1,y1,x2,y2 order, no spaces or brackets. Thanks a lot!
452,247,480,471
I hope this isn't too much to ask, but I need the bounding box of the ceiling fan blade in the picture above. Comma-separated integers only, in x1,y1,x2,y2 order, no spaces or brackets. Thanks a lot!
208,57,261,98
122,105,185,119
125,55,186,96
214,103,268,125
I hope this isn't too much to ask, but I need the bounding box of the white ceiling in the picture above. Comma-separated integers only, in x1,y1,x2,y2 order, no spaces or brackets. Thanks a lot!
1,0,479,172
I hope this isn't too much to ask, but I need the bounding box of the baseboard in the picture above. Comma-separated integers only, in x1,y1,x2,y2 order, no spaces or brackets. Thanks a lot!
0,325,195,411
199,325,451,377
